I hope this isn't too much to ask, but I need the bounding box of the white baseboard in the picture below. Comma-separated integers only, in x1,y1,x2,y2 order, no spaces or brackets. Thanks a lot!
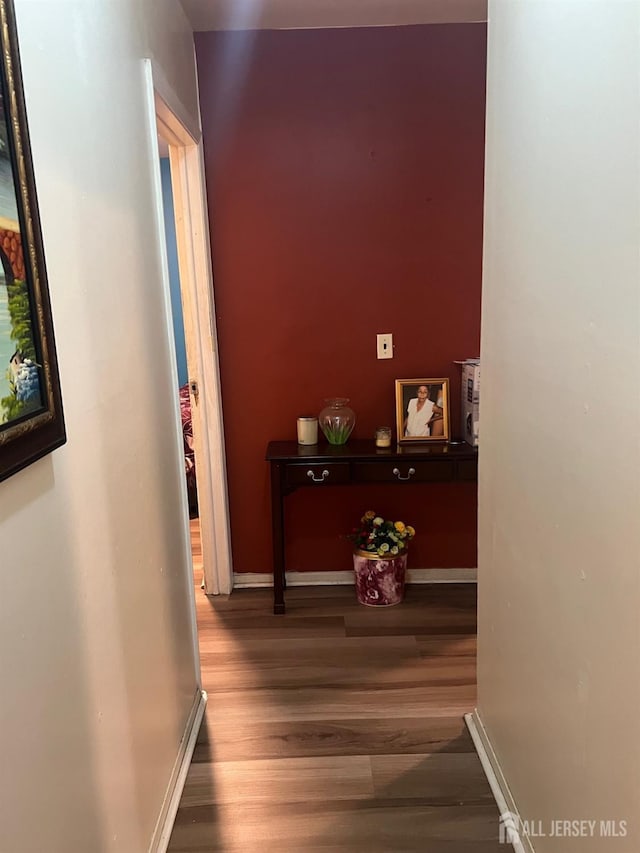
464,710,534,853
148,688,207,853
233,567,477,588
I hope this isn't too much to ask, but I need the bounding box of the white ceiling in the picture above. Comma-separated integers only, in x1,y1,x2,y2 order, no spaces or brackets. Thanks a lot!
180,0,487,31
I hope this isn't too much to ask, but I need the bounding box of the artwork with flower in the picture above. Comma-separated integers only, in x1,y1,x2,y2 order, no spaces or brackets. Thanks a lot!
349,510,415,557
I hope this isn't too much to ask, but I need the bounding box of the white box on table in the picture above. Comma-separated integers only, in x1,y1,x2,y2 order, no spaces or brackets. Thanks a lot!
460,358,480,447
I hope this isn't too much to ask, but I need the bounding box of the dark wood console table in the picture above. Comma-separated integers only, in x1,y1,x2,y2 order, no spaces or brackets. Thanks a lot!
266,440,478,614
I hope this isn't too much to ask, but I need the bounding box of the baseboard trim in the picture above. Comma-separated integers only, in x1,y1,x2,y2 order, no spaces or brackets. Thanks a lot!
148,688,207,853
464,710,534,853
233,567,477,588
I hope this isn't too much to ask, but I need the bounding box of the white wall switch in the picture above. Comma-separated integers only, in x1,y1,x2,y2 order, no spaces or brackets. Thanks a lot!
377,333,393,359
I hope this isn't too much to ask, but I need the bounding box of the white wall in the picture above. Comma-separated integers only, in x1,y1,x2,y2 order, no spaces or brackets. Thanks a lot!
0,2,201,851
478,1,640,849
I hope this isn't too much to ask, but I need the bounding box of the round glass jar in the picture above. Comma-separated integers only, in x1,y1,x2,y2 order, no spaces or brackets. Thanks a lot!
319,397,356,445
375,426,392,448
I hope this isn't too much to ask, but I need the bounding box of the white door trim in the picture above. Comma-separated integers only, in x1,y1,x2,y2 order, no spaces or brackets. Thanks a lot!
165,132,233,595
143,59,233,597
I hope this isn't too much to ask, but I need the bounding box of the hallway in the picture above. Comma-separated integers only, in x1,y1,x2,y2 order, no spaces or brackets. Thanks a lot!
167,523,501,851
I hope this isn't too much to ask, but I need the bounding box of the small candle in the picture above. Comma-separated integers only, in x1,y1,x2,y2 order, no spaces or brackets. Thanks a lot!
297,417,318,445
375,427,392,448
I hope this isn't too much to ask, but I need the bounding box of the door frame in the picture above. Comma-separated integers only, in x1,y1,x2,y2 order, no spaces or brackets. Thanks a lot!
143,59,233,596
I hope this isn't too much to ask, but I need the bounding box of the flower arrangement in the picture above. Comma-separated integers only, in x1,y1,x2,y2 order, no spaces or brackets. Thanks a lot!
349,510,415,557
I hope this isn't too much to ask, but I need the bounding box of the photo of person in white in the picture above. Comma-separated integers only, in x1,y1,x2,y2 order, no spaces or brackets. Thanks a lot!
404,384,444,437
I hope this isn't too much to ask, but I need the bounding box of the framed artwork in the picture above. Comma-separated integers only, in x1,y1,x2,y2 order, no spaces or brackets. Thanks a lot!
395,378,450,444
0,0,65,482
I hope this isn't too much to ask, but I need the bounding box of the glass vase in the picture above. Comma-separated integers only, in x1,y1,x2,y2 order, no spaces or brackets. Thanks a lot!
319,397,356,445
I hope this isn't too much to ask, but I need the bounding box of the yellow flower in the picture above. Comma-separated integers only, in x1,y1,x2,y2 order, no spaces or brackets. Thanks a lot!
394,521,406,533
362,510,376,522
406,525,415,537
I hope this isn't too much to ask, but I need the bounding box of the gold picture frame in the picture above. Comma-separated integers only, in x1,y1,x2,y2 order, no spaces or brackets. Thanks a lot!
395,378,450,444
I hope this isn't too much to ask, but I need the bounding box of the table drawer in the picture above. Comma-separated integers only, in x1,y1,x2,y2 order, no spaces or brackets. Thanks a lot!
352,460,454,483
285,462,351,487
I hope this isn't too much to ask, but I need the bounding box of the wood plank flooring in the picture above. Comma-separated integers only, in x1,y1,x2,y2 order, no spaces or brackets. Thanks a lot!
167,520,500,852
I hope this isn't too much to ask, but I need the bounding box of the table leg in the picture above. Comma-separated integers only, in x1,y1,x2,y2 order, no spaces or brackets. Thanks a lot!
270,462,286,614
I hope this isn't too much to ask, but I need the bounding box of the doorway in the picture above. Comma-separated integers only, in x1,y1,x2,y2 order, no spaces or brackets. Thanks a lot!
157,148,198,519
143,59,233,598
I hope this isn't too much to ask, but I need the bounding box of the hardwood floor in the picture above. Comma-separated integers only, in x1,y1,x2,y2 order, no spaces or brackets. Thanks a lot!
168,520,500,852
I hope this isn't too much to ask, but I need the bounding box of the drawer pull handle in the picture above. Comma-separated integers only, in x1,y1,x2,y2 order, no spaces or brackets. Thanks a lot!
392,467,416,481
307,469,330,483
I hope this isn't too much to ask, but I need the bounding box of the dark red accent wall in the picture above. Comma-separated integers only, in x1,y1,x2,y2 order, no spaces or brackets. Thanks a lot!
195,24,486,574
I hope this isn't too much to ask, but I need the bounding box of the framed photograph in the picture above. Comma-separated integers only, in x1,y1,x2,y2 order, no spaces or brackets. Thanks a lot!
395,378,450,444
0,0,65,482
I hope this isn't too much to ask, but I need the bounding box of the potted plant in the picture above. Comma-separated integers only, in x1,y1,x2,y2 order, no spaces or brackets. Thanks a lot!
349,511,415,606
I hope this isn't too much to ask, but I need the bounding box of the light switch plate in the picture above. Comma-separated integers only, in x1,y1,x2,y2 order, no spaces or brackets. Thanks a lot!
377,333,393,359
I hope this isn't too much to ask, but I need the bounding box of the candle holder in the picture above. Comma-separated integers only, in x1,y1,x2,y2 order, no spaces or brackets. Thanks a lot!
375,427,392,448
297,416,318,445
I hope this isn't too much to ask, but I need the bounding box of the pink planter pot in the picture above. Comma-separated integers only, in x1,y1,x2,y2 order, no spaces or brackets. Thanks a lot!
353,550,408,606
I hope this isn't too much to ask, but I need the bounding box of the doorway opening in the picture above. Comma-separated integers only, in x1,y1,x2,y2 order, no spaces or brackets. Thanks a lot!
143,59,233,599
157,146,198,517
